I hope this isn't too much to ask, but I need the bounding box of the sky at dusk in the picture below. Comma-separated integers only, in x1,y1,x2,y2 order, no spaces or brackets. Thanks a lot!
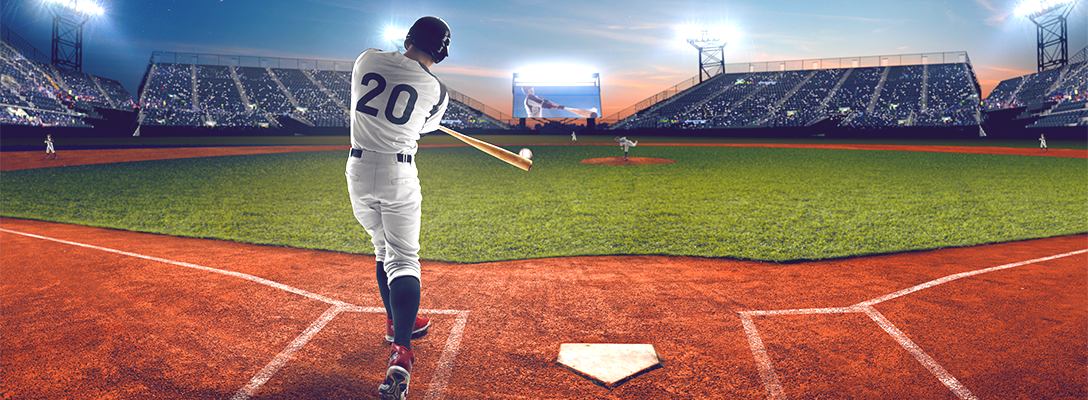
3,0,1086,118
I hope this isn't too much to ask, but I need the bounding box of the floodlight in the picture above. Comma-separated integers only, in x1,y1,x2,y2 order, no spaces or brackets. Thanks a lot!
43,0,104,17
1015,0,1079,71
44,0,104,71
681,25,732,83
1016,0,1076,18
383,26,408,43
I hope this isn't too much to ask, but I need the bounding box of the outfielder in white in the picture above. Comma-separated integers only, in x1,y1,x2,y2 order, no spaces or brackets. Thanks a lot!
44,134,56,159
1039,133,1047,152
346,15,450,400
616,136,638,161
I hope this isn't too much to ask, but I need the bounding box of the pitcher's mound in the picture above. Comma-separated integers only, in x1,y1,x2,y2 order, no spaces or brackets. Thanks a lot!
581,157,675,166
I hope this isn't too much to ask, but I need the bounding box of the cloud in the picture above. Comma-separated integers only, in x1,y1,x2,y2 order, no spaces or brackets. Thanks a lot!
974,0,1011,26
976,64,1032,75
766,11,910,24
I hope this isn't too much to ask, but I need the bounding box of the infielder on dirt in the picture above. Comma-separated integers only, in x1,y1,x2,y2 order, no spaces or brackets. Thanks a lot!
346,16,450,400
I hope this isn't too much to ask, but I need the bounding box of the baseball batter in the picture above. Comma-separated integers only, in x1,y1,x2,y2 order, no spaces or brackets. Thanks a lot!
346,16,450,400
523,86,563,118
615,136,638,161
44,134,56,159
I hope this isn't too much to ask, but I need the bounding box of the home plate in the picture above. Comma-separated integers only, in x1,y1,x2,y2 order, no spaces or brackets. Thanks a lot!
556,343,660,387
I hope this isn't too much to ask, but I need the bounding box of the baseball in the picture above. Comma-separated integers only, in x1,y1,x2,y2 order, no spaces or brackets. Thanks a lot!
519,148,532,159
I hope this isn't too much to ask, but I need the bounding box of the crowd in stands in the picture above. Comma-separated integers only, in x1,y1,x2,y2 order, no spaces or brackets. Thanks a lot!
767,69,846,126
983,61,1088,111
615,62,982,129
1027,99,1088,128
915,63,980,126
1,38,136,127
441,100,504,129
136,61,511,130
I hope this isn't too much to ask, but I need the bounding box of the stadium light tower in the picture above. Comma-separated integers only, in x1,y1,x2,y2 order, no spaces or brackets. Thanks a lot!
685,28,728,83
44,0,104,72
1016,0,1080,72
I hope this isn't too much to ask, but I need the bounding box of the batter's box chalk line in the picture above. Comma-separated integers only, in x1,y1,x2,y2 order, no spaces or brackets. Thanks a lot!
0,228,470,400
737,248,1087,400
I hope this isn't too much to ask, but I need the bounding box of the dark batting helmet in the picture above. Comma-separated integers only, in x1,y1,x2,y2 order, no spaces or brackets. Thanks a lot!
404,16,451,64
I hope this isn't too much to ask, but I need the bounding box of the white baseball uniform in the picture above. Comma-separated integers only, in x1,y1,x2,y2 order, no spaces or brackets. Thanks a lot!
617,137,637,158
347,49,448,285
45,136,55,154
524,94,560,118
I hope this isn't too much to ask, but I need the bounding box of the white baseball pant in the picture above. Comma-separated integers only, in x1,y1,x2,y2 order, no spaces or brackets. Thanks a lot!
346,149,422,285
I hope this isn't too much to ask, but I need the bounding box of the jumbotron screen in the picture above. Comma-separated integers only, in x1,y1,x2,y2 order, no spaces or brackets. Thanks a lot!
512,72,601,119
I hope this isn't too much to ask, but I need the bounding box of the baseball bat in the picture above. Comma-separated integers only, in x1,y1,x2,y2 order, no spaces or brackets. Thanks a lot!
437,126,532,171
564,107,599,118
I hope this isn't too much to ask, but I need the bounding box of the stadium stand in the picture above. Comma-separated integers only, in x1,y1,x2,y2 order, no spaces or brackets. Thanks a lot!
611,58,981,131
1,25,137,129
1026,99,1088,128
767,69,846,127
982,61,1088,112
133,53,514,132
916,63,981,126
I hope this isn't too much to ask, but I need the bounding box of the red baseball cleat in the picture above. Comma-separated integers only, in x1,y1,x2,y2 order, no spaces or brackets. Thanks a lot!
385,317,431,342
378,343,414,400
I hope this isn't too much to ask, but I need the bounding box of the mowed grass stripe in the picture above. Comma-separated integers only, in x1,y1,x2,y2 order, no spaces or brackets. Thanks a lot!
2,145,1085,262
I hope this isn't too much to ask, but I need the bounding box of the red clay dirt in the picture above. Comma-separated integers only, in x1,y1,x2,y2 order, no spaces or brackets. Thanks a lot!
581,156,676,165
2,143,1086,400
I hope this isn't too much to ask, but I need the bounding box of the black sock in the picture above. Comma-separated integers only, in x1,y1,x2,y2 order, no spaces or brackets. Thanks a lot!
388,276,421,349
376,262,391,320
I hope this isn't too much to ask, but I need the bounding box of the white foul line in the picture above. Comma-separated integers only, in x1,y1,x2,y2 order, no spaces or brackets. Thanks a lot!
0,228,349,307
739,313,786,400
231,305,347,400
423,310,471,400
857,249,1088,307
863,306,978,400
738,248,1087,400
2,227,472,400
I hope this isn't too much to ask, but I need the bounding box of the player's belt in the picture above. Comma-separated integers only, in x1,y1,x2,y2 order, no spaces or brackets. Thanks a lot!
350,148,412,163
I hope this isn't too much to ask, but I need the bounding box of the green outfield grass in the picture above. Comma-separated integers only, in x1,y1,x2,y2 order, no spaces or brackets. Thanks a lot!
2,133,1086,150
2,143,1085,262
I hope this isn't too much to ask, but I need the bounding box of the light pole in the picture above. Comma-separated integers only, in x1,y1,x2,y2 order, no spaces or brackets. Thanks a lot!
687,29,727,83
1016,0,1080,72
44,0,104,72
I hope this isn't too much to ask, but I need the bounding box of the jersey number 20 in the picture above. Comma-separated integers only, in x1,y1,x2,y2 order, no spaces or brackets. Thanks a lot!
356,72,418,126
